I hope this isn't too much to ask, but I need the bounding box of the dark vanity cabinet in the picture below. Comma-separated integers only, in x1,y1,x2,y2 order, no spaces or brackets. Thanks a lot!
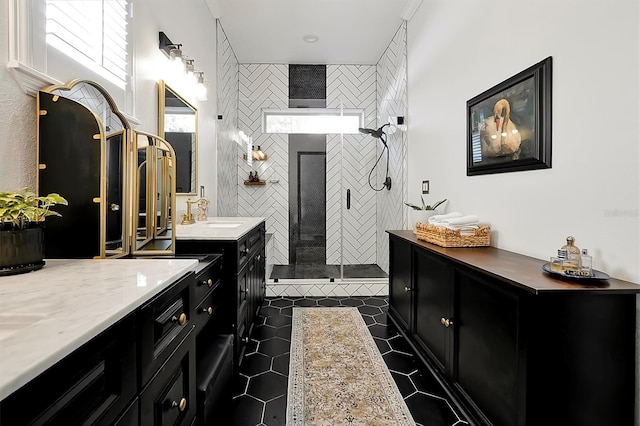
387,231,639,426
0,315,138,425
176,221,266,369
0,256,232,426
0,272,198,426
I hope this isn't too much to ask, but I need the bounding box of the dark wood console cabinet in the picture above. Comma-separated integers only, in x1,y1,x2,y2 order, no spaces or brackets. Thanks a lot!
388,231,639,426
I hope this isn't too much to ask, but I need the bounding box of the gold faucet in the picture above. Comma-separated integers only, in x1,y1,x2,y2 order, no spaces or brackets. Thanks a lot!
181,198,209,225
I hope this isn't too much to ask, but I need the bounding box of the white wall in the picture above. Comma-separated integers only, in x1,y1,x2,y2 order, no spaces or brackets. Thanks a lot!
407,0,639,283
133,0,218,214
0,4,37,190
407,1,640,422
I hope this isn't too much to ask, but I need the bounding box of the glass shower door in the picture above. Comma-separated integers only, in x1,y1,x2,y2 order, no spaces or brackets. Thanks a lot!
337,102,387,281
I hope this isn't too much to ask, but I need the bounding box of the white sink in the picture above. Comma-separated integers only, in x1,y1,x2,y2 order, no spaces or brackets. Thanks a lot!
199,219,247,228
205,223,242,228
0,313,47,341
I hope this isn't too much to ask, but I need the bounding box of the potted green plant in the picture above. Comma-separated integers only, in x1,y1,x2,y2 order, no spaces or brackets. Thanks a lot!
0,188,68,275
404,196,447,233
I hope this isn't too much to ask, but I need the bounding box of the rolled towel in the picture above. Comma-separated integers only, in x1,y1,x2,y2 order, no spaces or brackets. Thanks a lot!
428,211,463,224
441,215,479,226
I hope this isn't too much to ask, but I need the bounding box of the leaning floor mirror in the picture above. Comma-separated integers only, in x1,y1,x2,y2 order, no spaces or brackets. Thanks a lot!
158,81,198,195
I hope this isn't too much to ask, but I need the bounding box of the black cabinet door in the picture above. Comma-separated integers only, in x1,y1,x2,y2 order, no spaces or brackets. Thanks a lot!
388,236,412,331
413,247,452,373
140,328,196,426
454,268,524,426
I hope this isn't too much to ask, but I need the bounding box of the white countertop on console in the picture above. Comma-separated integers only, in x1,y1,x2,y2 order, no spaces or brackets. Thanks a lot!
175,216,265,241
0,258,198,400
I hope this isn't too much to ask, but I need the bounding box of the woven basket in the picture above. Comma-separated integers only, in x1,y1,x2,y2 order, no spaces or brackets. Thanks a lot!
416,223,490,247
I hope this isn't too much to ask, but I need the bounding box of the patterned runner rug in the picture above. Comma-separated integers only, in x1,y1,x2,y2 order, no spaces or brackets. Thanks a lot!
286,307,415,426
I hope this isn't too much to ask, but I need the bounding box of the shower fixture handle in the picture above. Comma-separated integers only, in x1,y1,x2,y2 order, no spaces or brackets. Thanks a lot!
346,189,351,210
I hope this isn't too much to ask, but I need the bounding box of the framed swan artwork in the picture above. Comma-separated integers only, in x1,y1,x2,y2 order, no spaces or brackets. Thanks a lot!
467,56,552,176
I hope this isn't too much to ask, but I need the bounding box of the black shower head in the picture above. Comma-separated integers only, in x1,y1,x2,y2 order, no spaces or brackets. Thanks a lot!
358,123,390,140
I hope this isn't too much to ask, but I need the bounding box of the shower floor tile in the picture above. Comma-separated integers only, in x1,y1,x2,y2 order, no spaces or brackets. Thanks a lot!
271,263,387,280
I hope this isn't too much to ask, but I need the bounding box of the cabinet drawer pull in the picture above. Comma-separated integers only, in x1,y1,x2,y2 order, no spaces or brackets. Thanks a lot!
440,317,453,328
171,397,187,412
241,336,249,344
257,254,261,261
201,306,213,315
240,248,248,256
245,288,250,295
403,286,412,292
172,313,187,325
200,278,213,287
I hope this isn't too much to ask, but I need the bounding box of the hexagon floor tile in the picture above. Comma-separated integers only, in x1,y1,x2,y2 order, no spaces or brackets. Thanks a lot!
231,297,468,426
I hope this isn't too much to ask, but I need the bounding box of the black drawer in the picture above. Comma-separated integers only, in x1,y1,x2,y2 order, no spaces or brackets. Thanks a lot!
248,227,262,250
139,272,194,385
194,282,222,334
193,257,222,307
196,335,233,426
237,264,249,311
140,328,196,426
0,315,137,426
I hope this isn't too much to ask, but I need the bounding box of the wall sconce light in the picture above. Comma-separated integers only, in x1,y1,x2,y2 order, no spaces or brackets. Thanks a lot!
159,31,207,100
195,72,207,101
159,31,178,56
185,59,196,83
159,31,183,74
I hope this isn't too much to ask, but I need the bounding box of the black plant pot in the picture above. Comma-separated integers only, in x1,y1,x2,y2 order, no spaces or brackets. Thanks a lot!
0,227,45,276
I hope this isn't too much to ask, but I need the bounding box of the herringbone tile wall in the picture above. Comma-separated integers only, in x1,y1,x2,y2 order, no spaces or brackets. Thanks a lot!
215,21,407,280
376,22,408,273
216,21,239,217
326,65,377,265
238,64,290,265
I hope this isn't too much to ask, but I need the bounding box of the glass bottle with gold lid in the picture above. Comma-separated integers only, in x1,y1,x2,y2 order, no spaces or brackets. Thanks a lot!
561,236,581,269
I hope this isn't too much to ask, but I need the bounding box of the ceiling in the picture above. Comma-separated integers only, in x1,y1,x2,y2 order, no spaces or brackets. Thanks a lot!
205,0,418,65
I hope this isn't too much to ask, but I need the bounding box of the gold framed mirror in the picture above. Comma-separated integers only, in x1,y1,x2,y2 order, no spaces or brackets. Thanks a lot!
132,131,176,255
158,80,198,195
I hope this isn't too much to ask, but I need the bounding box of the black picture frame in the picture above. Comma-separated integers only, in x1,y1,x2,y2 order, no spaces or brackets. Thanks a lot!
467,56,552,176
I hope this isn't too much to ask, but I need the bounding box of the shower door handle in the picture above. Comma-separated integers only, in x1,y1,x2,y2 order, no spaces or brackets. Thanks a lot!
346,189,351,210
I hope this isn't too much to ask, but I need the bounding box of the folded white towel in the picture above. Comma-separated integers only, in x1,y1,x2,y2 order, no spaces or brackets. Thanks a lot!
440,215,479,226
428,211,463,224
443,224,479,235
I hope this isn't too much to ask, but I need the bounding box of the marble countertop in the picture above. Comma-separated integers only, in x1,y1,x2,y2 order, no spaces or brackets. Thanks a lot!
175,216,265,240
0,258,198,400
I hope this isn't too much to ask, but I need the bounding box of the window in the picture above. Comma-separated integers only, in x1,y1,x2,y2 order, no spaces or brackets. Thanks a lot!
262,109,364,134
45,0,129,88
